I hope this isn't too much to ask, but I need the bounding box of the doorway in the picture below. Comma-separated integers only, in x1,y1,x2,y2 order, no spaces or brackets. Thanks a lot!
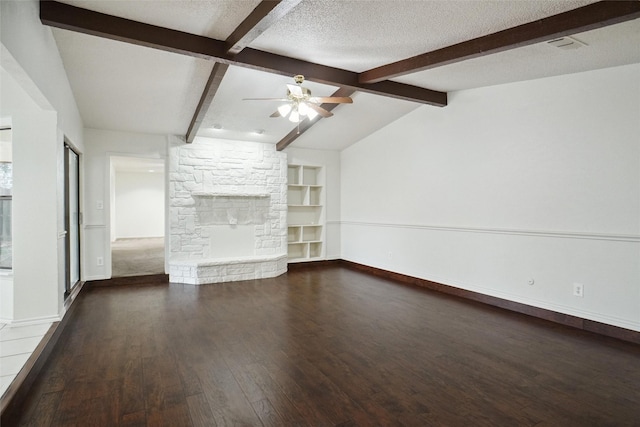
0,128,12,270
64,143,80,297
110,156,165,277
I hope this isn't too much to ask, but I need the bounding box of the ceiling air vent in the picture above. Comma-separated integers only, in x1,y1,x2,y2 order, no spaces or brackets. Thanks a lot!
547,36,587,50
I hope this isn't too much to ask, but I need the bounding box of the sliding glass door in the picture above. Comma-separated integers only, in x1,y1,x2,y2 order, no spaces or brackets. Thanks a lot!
64,144,80,296
0,128,11,269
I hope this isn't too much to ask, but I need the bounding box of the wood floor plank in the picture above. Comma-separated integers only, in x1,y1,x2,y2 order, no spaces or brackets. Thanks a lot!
197,363,264,426
121,410,146,427
261,356,336,426
146,401,193,427
121,358,145,416
6,265,640,426
24,391,62,427
185,393,218,427
238,362,310,426
141,354,188,417
176,360,204,397
250,398,288,427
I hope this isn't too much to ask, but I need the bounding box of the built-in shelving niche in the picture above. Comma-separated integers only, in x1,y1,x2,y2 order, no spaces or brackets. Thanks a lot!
287,164,324,262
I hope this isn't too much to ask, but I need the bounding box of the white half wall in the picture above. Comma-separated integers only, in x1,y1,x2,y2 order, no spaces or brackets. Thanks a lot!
341,64,640,332
1,0,85,323
115,171,165,239
1,67,62,323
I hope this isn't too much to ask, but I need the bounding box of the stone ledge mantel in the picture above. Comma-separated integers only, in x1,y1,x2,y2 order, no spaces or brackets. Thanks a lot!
191,191,270,198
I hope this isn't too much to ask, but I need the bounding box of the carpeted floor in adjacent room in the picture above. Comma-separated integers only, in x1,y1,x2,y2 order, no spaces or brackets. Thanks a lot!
111,237,165,277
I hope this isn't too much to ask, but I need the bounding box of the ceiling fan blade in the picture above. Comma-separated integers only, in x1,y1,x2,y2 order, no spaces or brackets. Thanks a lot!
309,96,353,104
308,103,333,118
242,98,290,101
270,110,282,118
287,84,303,97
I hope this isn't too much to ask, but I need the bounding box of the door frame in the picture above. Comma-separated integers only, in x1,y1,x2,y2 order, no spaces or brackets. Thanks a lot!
64,142,81,298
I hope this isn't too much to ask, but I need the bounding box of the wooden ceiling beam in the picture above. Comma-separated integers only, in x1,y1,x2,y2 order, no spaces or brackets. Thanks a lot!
233,49,447,106
226,0,303,56
39,1,447,107
186,1,302,143
276,87,356,151
359,1,640,84
185,62,229,143
39,0,229,60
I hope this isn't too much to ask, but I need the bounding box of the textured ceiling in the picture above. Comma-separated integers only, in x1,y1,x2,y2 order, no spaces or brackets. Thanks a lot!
48,0,640,151
57,0,261,39
393,17,640,92
250,0,598,72
53,28,213,135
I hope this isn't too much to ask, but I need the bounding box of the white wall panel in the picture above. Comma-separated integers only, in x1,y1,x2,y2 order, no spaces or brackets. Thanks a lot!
115,171,165,238
341,64,640,331
0,71,60,322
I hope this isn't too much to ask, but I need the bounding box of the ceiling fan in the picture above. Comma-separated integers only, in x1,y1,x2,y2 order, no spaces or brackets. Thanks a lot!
243,75,353,123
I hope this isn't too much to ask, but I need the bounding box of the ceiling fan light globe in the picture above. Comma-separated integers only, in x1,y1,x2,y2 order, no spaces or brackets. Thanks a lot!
289,110,300,123
278,104,292,117
298,102,309,116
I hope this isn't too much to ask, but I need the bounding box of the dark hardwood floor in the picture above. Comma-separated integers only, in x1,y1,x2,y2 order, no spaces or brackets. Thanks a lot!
6,265,640,426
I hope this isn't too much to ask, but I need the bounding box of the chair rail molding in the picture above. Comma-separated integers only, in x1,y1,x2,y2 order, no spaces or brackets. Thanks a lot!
340,221,640,243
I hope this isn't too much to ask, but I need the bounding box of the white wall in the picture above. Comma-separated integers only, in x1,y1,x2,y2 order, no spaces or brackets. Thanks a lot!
1,0,84,323
341,64,640,332
1,0,83,146
115,171,165,239
83,128,167,280
285,147,341,259
0,68,64,323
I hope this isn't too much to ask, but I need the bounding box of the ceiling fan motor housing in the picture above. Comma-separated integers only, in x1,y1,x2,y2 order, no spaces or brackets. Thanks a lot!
287,86,311,101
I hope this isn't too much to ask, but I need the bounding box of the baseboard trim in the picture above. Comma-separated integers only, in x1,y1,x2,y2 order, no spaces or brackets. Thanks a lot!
1,283,86,423
340,260,640,345
88,273,169,287
287,260,342,270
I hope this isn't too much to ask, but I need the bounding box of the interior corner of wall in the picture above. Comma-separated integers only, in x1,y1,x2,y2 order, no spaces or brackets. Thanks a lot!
168,134,185,147
0,116,12,128
1,44,53,111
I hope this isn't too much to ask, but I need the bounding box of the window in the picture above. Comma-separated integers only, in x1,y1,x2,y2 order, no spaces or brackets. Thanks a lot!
0,128,12,269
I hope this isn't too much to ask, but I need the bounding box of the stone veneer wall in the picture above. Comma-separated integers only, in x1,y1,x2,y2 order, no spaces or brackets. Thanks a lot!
169,137,287,284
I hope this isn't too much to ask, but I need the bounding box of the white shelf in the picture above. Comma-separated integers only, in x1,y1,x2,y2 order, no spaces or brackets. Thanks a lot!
287,224,323,243
287,164,325,262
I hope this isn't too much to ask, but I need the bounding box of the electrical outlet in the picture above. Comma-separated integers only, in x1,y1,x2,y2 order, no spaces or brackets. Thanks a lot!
573,283,584,297
97,256,104,266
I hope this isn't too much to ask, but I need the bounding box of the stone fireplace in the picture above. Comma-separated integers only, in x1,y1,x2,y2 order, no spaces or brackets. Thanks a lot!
168,137,287,284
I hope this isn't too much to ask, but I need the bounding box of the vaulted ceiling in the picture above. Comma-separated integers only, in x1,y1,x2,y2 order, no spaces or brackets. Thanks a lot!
43,0,640,151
